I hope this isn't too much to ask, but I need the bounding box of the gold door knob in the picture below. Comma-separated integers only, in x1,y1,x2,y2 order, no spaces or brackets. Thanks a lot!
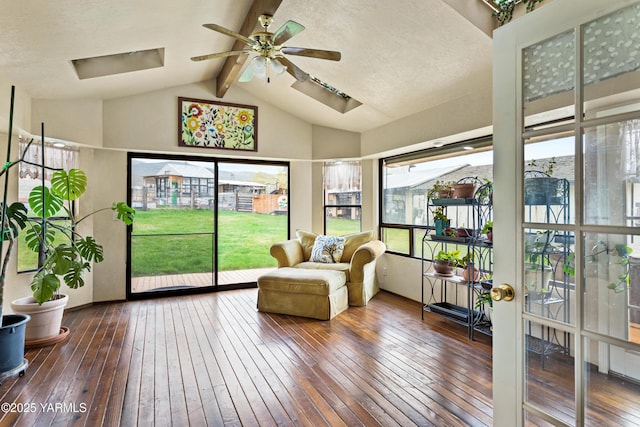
490,283,515,302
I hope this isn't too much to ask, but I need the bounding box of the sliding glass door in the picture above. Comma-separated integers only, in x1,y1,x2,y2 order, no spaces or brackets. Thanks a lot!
127,154,288,297
217,161,289,285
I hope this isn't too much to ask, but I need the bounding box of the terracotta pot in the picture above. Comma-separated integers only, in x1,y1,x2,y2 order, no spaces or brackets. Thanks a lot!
11,294,68,343
462,266,480,282
437,189,454,199
453,183,477,199
487,231,493,242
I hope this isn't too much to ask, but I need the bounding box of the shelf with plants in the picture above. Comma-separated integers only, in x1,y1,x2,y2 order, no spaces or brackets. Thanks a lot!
421,178,493,340
523,164,573,363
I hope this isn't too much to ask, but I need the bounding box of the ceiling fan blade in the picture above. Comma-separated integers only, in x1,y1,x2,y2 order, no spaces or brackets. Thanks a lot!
272,20,305,45
281,47,341,61
276,56,309,82
191,50,251,62
202,23,255,46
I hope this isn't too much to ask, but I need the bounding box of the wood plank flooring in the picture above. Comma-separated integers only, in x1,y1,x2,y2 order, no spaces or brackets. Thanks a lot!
1,289,638,426
131,268,276,293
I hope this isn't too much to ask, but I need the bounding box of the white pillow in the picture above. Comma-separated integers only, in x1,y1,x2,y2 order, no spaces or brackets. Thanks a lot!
310,235,345,263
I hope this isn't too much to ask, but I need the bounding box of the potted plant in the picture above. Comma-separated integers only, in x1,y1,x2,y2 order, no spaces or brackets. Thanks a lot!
10,162,135,346
460,252,480,282
433,206,450,236
433,249,462,276
0,86,30,379
428,180,455,199
452,178,478,199
474,291,493,327
493,0,546,26
524,157,560,205
482,220,493,242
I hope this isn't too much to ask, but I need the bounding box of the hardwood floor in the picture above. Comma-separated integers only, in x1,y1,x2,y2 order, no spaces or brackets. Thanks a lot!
1,290,493,426
1,289,637,426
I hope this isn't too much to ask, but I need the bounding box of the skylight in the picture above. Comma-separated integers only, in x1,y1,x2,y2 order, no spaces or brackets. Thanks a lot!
71,48,165,80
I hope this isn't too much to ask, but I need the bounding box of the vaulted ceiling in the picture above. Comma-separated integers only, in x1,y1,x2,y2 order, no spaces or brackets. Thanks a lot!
0,0,495,133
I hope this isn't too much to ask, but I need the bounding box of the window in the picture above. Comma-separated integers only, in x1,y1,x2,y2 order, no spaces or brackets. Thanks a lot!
380,138,493,257
323,161,361,235
17,139,78,272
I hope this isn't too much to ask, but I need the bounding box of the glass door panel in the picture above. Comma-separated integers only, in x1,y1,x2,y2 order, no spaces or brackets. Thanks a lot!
128,156,289,295
494,1,640,425
216,162,287,286
129,157,215,294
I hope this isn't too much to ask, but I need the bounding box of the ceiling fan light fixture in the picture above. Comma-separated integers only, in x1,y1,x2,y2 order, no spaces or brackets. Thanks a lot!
270,58,286,75
241,56,286,83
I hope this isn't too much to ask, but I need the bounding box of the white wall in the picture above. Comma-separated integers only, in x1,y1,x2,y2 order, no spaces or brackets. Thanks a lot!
2,66,494,311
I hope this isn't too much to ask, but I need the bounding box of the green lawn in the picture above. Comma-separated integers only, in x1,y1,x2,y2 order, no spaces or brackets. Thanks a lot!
131,208,287,276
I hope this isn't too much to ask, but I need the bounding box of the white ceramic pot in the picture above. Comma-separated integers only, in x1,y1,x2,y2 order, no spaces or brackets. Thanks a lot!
11,294,68,342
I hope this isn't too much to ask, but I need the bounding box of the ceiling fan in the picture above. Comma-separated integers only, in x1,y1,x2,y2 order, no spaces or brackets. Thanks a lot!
191,14,341,83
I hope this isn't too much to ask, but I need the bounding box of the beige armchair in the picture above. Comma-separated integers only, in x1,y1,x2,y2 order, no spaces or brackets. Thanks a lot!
269,230,386,306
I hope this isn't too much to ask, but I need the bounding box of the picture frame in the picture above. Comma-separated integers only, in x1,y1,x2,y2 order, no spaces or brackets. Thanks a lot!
178,97,258,151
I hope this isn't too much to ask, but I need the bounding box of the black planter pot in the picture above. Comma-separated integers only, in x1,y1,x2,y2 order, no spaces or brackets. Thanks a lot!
0,314,30,375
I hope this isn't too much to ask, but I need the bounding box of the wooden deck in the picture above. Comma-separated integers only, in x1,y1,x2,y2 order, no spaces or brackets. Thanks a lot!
1,289,639,426
131,268,276,293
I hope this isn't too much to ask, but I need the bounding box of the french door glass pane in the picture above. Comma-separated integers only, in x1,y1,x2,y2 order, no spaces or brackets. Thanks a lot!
582,3,640,119
525,321,575,426
524,135,575,226
524,227,575,326
582,232,640,343
583,121,640,226
584,337,640,425
523,30,576,122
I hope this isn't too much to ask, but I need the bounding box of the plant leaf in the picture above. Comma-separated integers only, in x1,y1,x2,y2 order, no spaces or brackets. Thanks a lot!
31,272,60,304
113,202,135,225
1,202,27,240
24,222,56,252
62,260,90,289
75,236,104,263
51,169,87,201
28,186,64,218
44,244,76,275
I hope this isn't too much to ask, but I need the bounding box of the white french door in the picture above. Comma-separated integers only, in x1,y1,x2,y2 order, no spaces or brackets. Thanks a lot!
493,0,640,425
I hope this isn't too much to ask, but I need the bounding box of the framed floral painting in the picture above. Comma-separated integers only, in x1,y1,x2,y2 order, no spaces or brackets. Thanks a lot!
178,97,258,151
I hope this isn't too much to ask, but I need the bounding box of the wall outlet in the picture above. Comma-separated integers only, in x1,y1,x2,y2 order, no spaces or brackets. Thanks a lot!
383,267,388,276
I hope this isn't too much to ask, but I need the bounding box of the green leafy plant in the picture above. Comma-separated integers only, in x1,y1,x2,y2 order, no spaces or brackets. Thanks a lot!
427,180,455,199
1,136,135,311
493,0,546,26
433,206,448,222
566,241,632,293
434,249,462,265
24,168,135,303
527,157,556,176
481,220,493,235
475,291,493,309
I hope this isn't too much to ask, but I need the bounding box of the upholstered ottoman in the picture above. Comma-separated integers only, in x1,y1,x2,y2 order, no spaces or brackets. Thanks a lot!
257,267,348,320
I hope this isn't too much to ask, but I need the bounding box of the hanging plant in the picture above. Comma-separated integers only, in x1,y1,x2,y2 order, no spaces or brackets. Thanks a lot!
493,0,546,26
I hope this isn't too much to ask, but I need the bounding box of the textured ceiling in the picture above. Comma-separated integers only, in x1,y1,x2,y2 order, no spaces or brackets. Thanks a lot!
0,0,493,133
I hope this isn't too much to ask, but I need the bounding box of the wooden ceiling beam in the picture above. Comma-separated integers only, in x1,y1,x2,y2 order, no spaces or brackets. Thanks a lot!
215,0,283,98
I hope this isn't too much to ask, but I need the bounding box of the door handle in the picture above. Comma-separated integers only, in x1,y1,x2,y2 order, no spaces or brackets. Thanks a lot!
490,283,515,302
